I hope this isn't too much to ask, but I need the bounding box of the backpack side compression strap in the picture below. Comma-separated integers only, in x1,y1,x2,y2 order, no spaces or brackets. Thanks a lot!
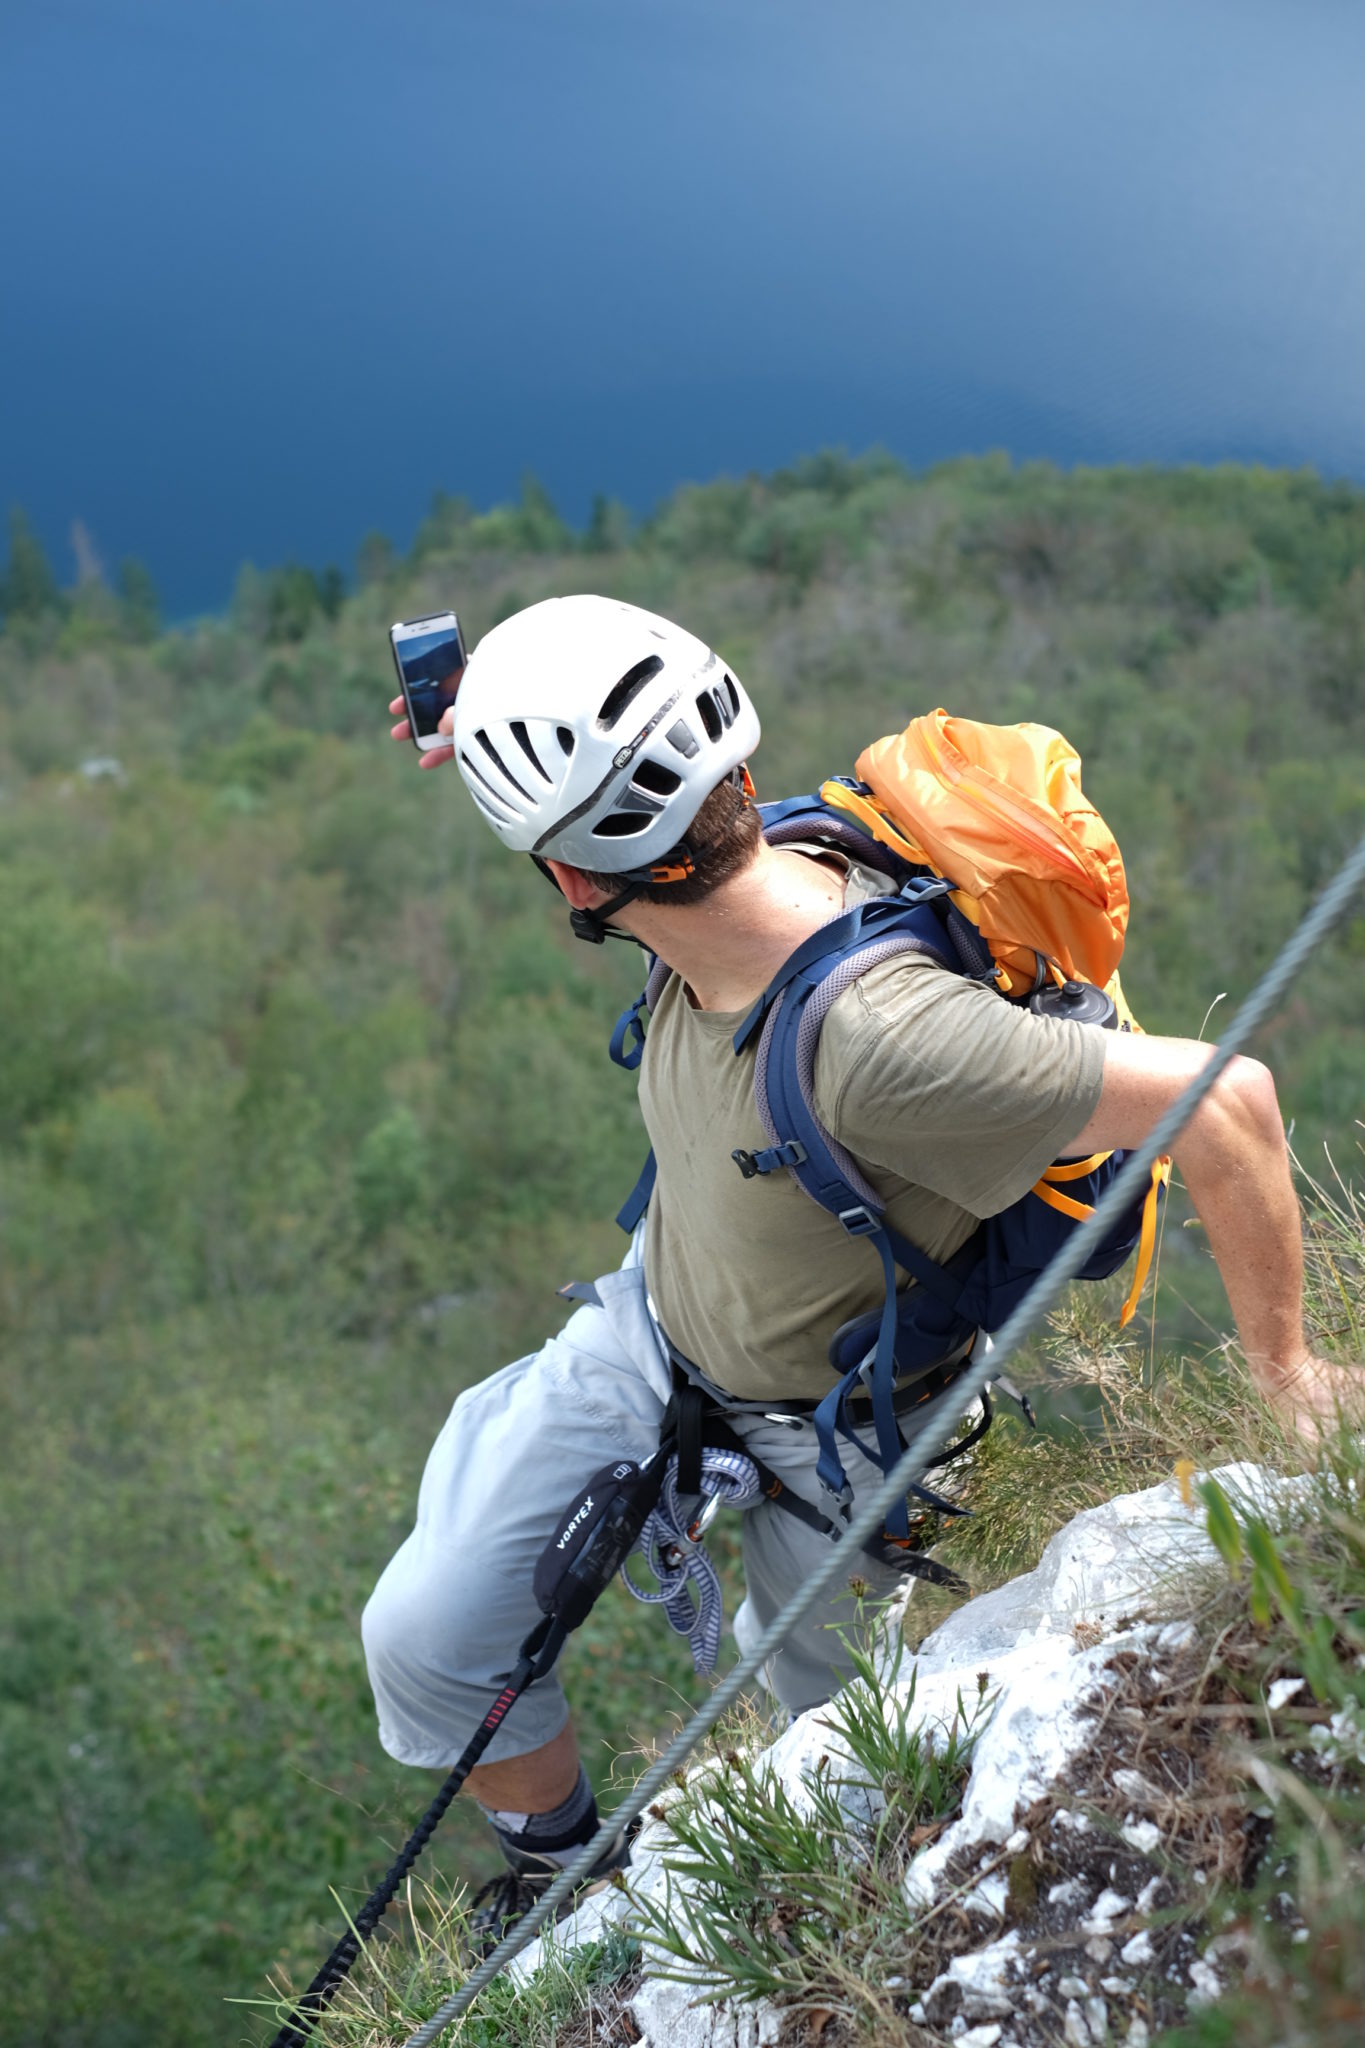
616,1150,657,1235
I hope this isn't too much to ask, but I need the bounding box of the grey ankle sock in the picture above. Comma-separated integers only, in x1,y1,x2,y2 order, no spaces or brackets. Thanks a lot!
478,1764,598,1863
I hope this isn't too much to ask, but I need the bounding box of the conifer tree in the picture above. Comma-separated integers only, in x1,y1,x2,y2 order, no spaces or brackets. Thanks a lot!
117,558,160,641
516,471,571,552
584,492,631,553
0,507,60,623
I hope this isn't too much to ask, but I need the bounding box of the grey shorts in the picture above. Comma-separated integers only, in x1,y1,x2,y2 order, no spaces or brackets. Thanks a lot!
361,1237,915,1767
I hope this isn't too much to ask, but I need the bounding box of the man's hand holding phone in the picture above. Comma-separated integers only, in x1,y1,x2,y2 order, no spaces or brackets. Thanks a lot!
388,694,456,768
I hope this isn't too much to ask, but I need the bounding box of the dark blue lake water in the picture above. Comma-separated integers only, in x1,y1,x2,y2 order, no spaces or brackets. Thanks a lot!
4,0,1363,618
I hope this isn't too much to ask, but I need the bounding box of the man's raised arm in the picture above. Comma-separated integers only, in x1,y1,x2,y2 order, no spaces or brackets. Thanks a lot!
1063,1032,1354,1438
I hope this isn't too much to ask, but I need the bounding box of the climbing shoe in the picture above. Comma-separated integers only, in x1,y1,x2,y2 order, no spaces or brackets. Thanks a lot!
465,1830,633,1960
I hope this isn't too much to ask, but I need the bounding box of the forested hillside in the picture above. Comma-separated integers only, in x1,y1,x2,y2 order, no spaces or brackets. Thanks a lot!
1,453,1363,2045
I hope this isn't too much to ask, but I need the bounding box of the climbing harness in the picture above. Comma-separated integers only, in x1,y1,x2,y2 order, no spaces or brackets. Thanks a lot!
557,1280,978,1594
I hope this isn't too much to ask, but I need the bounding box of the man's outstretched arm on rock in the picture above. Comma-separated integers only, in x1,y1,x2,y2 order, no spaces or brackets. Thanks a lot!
1062,1032,1354,1437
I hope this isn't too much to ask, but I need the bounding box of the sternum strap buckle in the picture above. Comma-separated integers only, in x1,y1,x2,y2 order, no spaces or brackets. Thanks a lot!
731,1140,808,1179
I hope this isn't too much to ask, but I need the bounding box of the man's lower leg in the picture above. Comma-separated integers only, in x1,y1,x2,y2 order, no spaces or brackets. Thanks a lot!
465,1718,582,1824
478,1762,600,1867
463,1720,629,1955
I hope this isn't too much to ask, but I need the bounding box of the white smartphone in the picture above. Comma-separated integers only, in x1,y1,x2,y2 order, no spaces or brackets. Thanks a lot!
389,611,469,753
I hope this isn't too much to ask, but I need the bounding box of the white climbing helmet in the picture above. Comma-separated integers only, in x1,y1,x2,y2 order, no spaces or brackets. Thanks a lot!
452,595,760,875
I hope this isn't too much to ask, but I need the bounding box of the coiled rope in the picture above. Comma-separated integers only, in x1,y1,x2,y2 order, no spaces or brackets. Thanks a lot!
398,829,1365,2048
620,1446,763,1672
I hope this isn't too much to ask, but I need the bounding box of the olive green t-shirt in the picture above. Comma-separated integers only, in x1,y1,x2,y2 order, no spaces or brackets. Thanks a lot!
639,861,1107,1401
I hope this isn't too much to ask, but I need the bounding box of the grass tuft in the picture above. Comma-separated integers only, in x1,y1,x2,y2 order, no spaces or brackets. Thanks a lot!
624,1612,986,2037
253,1869,643,2047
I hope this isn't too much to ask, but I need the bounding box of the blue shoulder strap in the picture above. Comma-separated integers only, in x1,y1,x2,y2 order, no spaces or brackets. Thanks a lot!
730,881,999,1536
610,993,650,1072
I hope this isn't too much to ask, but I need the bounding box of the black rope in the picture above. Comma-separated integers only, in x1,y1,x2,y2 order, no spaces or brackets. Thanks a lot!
266,1642,545,2047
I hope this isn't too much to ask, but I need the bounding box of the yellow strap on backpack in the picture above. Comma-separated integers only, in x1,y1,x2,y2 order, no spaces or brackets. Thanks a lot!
1033,1155,1172,1324
821,707,1129,998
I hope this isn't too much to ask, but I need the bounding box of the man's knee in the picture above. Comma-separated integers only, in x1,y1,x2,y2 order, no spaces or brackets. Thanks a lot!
361,1553,561,1766
360,1569,412,1690
362,1536,537,1701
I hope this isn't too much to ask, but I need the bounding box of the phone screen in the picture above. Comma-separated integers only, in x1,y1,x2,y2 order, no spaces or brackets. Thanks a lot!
393,618,467,740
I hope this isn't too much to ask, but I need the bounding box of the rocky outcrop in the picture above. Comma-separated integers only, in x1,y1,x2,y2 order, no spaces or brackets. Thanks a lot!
518,1461,1306,2046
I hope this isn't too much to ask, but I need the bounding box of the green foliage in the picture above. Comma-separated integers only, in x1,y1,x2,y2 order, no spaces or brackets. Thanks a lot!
0,451,1361,2044
281,1899,640,2048
356,530,398,588
354,1106,428,1235
513,471,572,553
0,865,129,1136
1199,1475,1246,1577
1201,1464,1365,1705
1153,1419,1365,2045
408,475,571,565
410,490,474,564
824,1618,989,1834
265,561,348,642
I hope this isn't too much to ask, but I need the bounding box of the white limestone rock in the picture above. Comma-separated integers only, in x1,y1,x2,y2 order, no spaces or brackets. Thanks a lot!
630,1974,784,2048
513,1460,1306,2040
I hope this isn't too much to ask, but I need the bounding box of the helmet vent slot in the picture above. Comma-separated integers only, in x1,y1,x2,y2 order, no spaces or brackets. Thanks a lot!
556,725,576,755
597,656,664,730
632,759,682,798
475,732,533,802
696,691,723,743
468,790,508,828
714,687,734,729
510,721,552,783
460,752,517,820
592,811,653,838
723,674,740,718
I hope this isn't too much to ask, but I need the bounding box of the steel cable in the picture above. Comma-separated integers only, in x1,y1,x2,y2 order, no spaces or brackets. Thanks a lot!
399,829,1365,2048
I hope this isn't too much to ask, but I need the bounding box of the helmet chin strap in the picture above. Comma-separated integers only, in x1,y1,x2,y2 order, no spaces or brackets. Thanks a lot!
567,883,646,946
530,857,646,946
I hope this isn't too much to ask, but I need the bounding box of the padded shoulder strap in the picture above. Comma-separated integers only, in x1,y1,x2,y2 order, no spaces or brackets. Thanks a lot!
732,884,956,1056
758,787,917,879
749,907,955,1219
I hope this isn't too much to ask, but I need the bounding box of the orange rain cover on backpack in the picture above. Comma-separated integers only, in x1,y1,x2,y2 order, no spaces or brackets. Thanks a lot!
822,708,1130,1000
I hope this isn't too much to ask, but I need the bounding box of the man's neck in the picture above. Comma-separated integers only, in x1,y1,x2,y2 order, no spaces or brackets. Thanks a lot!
617,843,846,1012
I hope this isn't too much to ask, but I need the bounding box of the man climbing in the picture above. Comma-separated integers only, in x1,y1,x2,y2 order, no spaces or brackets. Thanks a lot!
363,594,1348,1949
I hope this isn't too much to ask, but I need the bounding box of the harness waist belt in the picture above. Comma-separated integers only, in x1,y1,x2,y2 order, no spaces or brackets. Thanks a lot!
660,1327,977,1422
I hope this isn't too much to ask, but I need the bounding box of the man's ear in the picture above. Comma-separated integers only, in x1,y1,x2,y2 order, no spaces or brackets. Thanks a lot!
544,858,612,911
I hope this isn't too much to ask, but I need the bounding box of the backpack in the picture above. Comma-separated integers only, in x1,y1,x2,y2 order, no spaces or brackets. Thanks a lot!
609,709,1168,1539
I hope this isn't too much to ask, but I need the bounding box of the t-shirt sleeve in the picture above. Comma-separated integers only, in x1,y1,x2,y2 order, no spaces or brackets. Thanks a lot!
814,952,1108,1217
